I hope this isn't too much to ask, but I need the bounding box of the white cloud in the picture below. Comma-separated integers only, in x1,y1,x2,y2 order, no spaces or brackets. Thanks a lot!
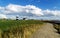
0,4,60,19
43,9,60,16
0,7,4,10
0,14,7,19
5,4,43,16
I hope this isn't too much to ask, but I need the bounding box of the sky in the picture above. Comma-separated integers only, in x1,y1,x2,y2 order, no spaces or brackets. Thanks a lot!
0,0,60,10
0,0,60,20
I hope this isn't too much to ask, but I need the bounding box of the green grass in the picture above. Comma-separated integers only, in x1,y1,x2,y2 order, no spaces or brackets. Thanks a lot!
0,20,44,38
0,20,43,31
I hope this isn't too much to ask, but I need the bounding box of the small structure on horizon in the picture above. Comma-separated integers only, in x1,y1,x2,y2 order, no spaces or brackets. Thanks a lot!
23,17,26,20
16,16,19,20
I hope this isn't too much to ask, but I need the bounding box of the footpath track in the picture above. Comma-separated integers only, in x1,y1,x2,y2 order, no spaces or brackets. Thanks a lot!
30,23,60,38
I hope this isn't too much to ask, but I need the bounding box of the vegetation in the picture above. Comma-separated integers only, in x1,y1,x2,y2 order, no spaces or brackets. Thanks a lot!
53,24,60,34
0,20,44,38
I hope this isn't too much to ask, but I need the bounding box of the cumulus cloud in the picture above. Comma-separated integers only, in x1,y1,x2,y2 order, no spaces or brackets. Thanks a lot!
43,9,60,16
0,4,60,19
5,4,43,16
0,14,7,18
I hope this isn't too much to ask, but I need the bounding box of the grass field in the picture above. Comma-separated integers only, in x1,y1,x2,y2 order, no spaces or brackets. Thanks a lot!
0,20,44,38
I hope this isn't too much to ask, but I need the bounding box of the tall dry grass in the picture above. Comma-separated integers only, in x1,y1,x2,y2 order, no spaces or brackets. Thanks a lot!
0,20,44,38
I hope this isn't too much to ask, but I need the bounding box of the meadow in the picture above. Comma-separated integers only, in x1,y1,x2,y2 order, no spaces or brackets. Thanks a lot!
0,20,44,38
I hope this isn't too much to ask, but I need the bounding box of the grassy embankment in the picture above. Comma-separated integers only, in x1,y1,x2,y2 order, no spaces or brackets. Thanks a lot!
0,20,44,38
53,24,60,34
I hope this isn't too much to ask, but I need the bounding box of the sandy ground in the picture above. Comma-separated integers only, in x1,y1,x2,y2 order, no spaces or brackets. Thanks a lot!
30,23,60,38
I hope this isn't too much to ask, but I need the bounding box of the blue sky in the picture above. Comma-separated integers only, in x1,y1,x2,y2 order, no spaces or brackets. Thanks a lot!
0,0,60,20
0,0,60,10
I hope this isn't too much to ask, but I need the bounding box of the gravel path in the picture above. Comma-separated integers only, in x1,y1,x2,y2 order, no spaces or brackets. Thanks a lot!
30,23,60,38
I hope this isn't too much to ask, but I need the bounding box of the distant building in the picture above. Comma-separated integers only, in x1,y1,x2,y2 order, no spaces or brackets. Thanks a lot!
16,16,19,20
23,17,26,20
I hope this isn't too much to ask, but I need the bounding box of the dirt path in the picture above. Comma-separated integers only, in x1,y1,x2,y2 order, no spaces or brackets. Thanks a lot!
30,23,60,38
